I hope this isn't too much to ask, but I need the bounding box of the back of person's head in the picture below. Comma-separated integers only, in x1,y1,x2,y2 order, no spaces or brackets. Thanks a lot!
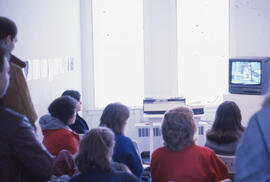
61,90,81,102
212,101,244,132
75,127,115,173
48,96,77,125
162,106,195,151
99,103,129,135
0,17,17,41
0,46,10,98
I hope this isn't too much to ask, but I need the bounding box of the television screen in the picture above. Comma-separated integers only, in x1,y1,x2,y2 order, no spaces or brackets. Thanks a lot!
231,61,261,85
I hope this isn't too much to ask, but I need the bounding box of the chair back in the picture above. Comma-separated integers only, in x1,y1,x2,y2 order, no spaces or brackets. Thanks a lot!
217,154,235,174
220,179,232,182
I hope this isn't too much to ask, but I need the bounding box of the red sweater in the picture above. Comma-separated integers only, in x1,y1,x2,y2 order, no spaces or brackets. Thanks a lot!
42,128,80,155
151,145,229,182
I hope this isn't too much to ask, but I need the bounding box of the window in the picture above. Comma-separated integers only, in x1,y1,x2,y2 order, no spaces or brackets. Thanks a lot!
177,0,229,103
92,0,144,108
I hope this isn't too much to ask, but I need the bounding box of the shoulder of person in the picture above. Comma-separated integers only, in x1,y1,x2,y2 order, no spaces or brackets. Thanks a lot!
116,171,139,182
192,144,216,157
0,107,26,125
152,146,167,157
116,134,132,143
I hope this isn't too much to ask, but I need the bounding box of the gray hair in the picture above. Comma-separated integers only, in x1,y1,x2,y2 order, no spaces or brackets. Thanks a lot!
162,106,195,151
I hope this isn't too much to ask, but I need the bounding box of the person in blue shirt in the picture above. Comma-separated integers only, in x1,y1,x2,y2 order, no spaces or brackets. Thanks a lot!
100,103,144,179
70,127,138,182
62,90,89,134
235,95,270,182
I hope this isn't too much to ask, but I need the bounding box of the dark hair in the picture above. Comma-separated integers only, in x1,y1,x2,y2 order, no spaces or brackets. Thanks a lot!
0,46,10,72
75,127,114,172
162,106,195,151
61,90,81,101
48,96,77,124
206,101,244,143
0,17,17,40
99,103,129,135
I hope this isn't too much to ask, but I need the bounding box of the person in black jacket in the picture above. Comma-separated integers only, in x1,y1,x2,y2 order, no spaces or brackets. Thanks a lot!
0,46,53,182
62,90,89,134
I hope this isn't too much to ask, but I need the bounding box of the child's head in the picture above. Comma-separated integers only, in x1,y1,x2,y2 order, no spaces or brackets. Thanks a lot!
48,96,77,125
213,101,243,132
75,127,115,172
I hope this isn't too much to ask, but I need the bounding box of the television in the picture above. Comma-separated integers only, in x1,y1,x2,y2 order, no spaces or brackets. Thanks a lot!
229,57,270,95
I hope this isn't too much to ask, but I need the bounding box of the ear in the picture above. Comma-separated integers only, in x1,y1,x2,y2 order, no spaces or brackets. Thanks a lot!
5,35,12,45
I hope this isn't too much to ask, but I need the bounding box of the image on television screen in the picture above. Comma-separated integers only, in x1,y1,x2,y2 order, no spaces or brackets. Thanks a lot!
231,61,261,85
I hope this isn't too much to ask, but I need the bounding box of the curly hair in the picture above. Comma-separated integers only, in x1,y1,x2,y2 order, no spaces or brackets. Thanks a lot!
75,127,115,172
99,103,129,134
162,106,195,151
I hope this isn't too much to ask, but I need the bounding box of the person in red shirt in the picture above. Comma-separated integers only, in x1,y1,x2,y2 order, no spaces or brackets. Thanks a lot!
151,106,229,182
39,96,80,155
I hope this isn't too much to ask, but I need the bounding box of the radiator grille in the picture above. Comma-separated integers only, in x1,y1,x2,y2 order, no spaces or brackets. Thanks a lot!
138,127,161,137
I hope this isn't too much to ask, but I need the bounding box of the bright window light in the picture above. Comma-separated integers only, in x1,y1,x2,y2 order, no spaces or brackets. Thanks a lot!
177,0,229,103
92,0,144,108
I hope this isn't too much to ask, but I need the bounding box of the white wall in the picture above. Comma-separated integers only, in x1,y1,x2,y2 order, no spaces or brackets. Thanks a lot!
230,0,270,57
0,0,82,117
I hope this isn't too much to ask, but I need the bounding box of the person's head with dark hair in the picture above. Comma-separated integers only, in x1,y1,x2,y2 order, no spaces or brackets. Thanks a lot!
61,90,81,112
48,96,77,125
161,106,196,151
0,17,18,52
75,127,115,172
62,90,81,101
99,103,130,135
207,101,244,143
0,46,10,98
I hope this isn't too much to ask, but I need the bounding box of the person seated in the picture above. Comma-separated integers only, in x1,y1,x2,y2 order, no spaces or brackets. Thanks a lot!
62,90,89,134
99,103,144,179
205,101,245,155
39,96,80,155
151,106,229,182
0,46,53,181
70,127,139,182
